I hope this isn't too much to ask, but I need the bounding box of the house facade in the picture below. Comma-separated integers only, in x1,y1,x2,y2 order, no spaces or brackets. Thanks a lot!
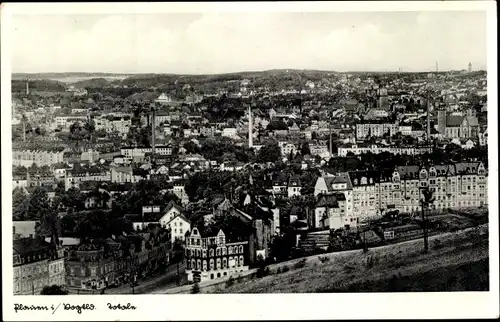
184,228,249,283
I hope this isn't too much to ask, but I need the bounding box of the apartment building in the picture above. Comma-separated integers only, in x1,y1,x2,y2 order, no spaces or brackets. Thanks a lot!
13,237,65,295
314,162,488,230
13,149,65,167
185,227,249,283
356,123,398,140
337,144,432,157
55,115,88,130
94,115,132,136
65,169,111,191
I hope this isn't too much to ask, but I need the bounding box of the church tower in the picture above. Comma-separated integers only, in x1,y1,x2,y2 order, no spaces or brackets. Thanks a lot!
468,62,472,73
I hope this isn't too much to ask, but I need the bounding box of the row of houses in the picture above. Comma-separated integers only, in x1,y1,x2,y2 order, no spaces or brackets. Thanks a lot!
313,162,488,230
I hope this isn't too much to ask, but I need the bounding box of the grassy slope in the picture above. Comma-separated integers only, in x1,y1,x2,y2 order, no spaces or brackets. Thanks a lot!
210,226,489,293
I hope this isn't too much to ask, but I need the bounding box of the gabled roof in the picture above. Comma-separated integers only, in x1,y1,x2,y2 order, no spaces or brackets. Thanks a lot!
316,194,339,208
164,212,191,226
464,116,479,127
164,200,183,214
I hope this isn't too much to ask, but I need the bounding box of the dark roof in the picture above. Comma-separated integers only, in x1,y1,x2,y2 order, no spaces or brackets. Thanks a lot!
316,194,339,207
396,165,420,179
164,200,183,214
13,237,51,257
446,115,463,127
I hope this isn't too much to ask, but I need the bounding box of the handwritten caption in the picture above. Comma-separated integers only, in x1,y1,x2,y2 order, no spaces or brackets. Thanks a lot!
14,303,137,314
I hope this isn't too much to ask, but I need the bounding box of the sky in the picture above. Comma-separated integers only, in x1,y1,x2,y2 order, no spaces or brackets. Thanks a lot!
11,11,487,74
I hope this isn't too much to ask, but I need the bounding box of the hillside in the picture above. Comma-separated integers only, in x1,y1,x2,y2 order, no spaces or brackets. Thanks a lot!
206,225,489,293
72,78,112,89
11,79,66,92
12,72,131,80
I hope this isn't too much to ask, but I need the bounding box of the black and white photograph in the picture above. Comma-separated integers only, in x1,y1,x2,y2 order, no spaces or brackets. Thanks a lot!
2,1,498,321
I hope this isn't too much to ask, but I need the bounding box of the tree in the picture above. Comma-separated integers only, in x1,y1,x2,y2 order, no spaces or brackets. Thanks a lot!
12,187,28,214
420,188,435,254
300,142,311,156
15,187,52,221
40,285,68,295
256,142,282,163
38,211,61,247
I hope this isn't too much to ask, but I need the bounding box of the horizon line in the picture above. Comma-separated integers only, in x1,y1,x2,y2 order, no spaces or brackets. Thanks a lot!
12,68,487,76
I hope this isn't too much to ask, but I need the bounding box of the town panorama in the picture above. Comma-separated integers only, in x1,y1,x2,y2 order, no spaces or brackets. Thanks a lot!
12,68,489,294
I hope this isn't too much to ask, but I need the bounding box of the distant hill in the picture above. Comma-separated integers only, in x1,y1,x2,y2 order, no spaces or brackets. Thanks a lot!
11,79,66,93
12,72,131,80
72,78,112,89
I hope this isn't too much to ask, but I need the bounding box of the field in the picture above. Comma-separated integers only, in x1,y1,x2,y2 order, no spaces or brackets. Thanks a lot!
205,225,489,293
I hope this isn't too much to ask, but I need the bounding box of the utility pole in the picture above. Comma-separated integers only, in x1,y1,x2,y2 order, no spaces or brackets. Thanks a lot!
421,197,429,254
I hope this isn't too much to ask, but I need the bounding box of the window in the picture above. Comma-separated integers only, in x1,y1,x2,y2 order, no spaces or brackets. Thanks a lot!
239,245,244,253
216,248,221,256
222,247,227,255
239,256,244,266
209,249,214,257
228,247,233,255
223,258,227,268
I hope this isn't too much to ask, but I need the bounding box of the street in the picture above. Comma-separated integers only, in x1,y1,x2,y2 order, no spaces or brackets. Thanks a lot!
103,262,186,294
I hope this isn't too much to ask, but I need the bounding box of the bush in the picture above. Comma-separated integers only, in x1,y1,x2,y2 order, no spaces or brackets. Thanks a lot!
256,266,270,278
191,283,200,294
294,258,307,269
432,239,443,250
225,276,235,287
276,267,282,274
282,266,290,273
318,256,330,263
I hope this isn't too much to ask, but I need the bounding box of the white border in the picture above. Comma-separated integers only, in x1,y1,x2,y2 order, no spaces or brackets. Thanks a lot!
2,2,499,321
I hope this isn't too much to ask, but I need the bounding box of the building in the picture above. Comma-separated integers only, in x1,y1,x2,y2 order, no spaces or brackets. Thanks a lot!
314,162,488,229
337,144,432,157
64,168,111,191
94,115,132,136
13,149,65,167
55,115,88,130
161,204,191,243
155,93,173,104
356,123,398,140
65,232,170,294
13,237,65,295
110,166,138,184
437,109,479,139
278,141,297,158
287,176,302,198
184,227,249,283
13,221,37,239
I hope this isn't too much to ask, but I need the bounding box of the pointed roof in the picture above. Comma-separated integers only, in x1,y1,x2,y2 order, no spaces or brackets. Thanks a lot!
164,200,183,214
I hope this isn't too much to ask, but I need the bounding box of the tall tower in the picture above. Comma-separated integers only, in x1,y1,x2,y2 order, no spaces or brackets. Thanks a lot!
26,80,29,95
435,61,438,73
437,106,447,136
248,104,253,149
468,62,472,73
